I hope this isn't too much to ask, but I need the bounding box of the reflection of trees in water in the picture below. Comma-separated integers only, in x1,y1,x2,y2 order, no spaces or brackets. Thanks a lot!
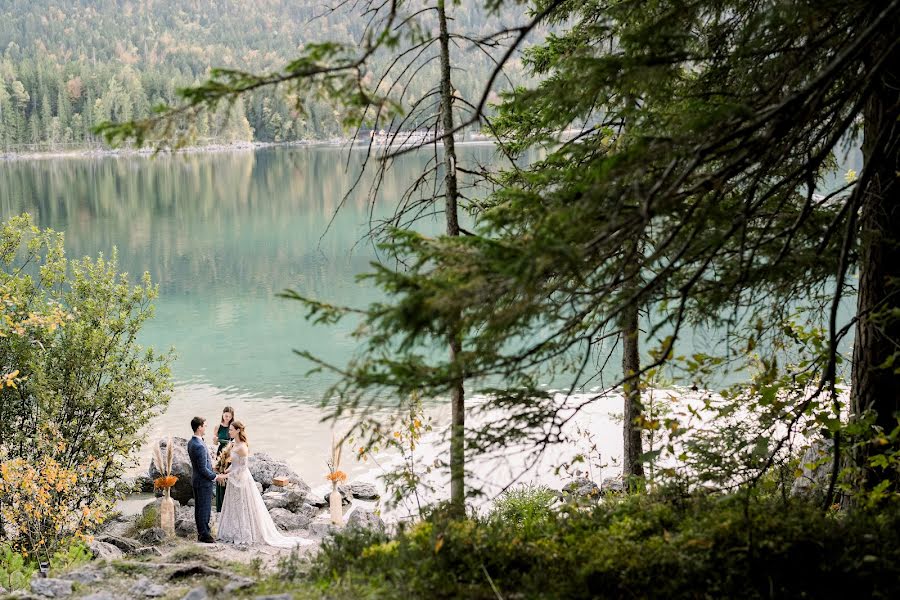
0,147,498,296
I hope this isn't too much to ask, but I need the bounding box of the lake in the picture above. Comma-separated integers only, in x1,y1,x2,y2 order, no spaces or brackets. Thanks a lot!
0,144,857,515
1,145,563,495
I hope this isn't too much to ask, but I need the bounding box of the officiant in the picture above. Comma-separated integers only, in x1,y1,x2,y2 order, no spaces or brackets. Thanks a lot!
215,406,235,512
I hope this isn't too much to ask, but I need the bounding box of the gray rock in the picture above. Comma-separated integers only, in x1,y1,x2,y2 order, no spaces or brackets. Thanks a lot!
223,577,255,593
262,487,307,512
96,534,142,554
131,576,167,597
139,527,167,545
248,452,310,492
148,437,195,505
253,595,293,600
132,546,164,558
309,521,338,537
88,540,123,560
346,508,385,531
600,476,625,495
307,495,328,509
175,517,198,538
30,578,73,598
296,502,320,518
347,482,380,500
322,485,352,506
80,594,116,600
59,568,103,584
561,477,601,502
269,507,311,530
187,498,195,507
256,481,264,494
181,588,208,600
792,439,834,498
142,497,163,520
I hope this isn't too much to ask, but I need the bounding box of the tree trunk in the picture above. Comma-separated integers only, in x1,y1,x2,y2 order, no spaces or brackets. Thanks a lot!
851,28,900,475
621,299,644,481
437,0,465,516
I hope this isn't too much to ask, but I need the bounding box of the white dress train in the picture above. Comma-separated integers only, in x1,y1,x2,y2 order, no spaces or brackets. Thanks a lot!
217,443,313,548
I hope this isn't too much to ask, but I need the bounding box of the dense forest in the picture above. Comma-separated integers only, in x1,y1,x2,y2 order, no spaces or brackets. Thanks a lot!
0,0,527,151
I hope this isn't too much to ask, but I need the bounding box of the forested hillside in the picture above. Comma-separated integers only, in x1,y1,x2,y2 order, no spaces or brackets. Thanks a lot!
0,0,525,151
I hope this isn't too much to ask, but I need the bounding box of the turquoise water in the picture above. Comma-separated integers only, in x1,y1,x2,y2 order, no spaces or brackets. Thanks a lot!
0,146,468,401
0,145,857,485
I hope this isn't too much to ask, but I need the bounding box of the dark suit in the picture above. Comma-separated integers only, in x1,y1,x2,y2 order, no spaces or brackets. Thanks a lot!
187,435,216,539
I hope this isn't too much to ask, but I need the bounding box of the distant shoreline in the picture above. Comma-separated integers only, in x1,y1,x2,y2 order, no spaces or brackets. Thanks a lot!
0,137,499,163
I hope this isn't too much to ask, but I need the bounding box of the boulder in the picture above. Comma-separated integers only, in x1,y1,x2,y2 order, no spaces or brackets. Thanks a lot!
323,485,352,506
142,497,163,519
307,495,328,509
59,568,104,585
345,508,385,531
600,476,625,495
132,546,164,559
347,482,380,500
309,521,338,538
175,517,198,538
139,527,167,545
561,477,601,503
262,487,307,512
253,596,293,600
96,534,142,555
296,502,320,518
30,578,73,598
148,437,194,505
81,594,116,600
88,540,123,561
248,452,310,492
269,507,311,530
181,589,208,600
130,576,167,597
791,439,835,498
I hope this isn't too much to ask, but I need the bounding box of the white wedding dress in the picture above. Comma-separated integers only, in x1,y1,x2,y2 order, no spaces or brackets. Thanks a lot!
217,443,313,548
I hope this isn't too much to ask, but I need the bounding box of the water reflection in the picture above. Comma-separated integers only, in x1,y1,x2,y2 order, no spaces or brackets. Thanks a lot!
0,146,494,399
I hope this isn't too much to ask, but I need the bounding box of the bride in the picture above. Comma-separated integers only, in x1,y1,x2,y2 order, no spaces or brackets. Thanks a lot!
217,420,313,548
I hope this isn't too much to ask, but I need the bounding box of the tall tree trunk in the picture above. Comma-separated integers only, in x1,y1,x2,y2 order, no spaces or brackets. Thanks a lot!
621,299,644,481
437,0,465,516
852,30,900,469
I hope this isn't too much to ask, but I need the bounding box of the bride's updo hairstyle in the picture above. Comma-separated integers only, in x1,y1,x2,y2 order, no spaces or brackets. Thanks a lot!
230,420,249,444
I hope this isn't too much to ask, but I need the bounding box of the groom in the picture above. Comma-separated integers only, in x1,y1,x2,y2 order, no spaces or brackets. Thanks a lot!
188,416,226,543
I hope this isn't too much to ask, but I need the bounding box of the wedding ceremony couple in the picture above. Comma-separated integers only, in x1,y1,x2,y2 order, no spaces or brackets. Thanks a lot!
187,408,313,548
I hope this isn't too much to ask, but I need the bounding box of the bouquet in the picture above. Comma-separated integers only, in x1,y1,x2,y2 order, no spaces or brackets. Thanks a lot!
215,443,232,475
325,433,347,485
152,435,178,491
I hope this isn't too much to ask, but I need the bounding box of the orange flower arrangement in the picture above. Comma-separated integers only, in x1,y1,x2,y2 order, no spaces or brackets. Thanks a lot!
151,435,177,491
325,470,347,484
153,475,178,489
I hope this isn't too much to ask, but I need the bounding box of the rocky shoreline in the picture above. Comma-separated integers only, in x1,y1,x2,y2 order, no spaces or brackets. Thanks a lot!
0,438,383,600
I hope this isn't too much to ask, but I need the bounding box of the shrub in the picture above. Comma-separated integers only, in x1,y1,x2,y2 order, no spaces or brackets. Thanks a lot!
302,492,900,599
489,484,558,535
0,214,172,559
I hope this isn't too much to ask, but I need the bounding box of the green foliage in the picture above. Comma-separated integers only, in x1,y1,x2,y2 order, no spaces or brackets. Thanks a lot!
0,543,34,591
295,493,900,599
0,214,172,555
128,506,159,537
49,542,91,576
489,484,558,535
